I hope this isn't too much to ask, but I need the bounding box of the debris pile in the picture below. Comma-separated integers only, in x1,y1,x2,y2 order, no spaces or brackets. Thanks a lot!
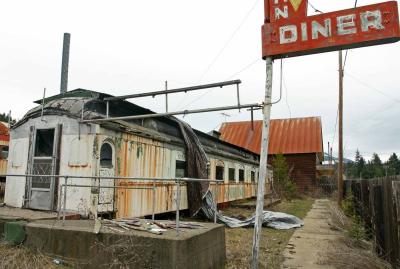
99,218,206,235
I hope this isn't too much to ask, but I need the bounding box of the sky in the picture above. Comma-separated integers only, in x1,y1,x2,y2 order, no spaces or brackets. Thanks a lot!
0,0,399,161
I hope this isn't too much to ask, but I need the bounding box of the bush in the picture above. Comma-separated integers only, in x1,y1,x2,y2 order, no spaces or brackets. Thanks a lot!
342,191,356,217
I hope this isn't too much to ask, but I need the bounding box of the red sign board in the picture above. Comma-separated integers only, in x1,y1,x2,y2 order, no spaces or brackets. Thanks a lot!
262,0,400,59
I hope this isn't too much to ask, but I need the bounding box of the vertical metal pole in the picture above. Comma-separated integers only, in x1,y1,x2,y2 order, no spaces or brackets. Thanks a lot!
106,101,109,118
57,183,62,220
60,33,71,94
165,81,168,113
236,84,241,112
251,57,273,269
338,51,344,206
41,88,46,121
63,176,68,223
176,178,180,236
152,180,156,221
214,182,218,224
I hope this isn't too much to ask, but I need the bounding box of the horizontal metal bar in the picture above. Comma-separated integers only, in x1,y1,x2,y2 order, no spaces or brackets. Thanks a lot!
1,174,223,183
62,184,154,190
104,80,241,101
81,103,261,123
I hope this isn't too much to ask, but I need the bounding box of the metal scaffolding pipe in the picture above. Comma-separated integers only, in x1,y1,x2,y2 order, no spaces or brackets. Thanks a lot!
104,80,241,101
80,103,261,123
2,174,223,183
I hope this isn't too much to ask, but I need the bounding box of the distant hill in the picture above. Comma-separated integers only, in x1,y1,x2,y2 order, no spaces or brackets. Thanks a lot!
324,152,354,164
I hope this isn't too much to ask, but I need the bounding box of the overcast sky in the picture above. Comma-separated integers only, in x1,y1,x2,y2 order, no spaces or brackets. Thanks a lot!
0,0,399,161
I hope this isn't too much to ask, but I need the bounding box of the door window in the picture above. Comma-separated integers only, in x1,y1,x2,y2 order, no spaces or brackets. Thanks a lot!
100,143,113,168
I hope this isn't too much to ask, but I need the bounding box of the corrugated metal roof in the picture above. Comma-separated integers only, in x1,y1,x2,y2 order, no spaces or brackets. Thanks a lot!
219,117,323,156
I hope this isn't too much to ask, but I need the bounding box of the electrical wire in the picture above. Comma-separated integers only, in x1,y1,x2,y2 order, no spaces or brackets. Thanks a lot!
196,0,260,84
308,1,323,13
345,71,400,103
343,0,359,70
176,57,261,111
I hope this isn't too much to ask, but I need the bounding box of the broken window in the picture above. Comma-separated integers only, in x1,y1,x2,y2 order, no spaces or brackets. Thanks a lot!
251,171,256,182
175,160,187,178
100,143,113,168
229,168,235,182
215,166,224,180
34,129,55,157
239,169,245,182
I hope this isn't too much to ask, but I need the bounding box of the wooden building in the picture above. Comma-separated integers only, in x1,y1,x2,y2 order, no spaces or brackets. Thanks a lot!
219,117,324,192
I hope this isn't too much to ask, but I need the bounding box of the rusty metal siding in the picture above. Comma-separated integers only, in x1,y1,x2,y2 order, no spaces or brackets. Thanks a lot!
0,159,7,175
96,129,269,219
220,117,323,157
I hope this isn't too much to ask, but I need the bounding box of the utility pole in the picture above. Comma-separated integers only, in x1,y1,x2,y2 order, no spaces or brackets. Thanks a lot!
338,51,344,206
251,57,273,268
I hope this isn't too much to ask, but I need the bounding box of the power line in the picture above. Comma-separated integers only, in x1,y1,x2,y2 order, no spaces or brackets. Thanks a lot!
196,0,260,84
343,0,359,70
308,1,323,13
176,57,261,111
345,72,400,103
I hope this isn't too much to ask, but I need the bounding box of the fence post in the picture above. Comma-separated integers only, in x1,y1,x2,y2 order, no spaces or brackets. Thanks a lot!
152,179,156,221
63,176,68,223
214,182,218,224
57,178,62,220
176,178,180,236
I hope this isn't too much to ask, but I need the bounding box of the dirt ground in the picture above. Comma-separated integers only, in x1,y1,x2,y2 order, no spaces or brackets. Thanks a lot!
223,198,314,269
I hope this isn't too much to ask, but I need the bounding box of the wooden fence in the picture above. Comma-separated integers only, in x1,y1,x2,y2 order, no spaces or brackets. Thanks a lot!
345,176,400,268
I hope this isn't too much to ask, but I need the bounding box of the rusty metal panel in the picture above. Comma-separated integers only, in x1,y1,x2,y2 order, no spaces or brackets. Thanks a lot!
220,117,323,156
0,159,7,175
262,1,400,59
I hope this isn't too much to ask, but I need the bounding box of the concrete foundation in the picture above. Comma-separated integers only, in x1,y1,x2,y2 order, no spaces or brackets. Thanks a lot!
24,220,226,269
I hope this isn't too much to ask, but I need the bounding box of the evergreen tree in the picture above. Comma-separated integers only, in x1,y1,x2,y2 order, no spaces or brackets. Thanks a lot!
387,153,400,176
371,153,384,178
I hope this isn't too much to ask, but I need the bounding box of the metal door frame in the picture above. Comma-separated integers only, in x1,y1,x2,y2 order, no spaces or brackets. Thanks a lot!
98,140,116,212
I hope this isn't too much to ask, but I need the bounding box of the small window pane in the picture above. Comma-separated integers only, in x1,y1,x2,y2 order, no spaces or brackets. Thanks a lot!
215,166,224,180
251,171,255,182
35,129,55,157
229,168,235,182
100,143,113,167
0,146,8,160
176,160,186,178
239,169,245,182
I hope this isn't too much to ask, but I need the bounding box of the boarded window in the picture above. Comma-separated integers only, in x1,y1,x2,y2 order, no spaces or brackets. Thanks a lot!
100,143,113,167
229,168,235,182
34,129,55,157
215,166,224,180
251,171,256,182
175,160,186,178
239,169,245,182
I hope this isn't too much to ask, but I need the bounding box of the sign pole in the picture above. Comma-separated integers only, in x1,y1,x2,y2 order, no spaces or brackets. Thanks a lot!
251,56,273,269
338,51,344,205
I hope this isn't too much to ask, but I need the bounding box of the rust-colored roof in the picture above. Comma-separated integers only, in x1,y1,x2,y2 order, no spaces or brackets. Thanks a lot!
0,122,9,142
219,117,323,156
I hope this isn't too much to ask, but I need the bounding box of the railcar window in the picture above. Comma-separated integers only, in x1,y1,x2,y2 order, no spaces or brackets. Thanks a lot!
239,169,245,182
100,143,113,167
251,171,256,182
215,166,224,180
228,168,235,182
0,146,8,159
175,160,187,178
34,129,55,157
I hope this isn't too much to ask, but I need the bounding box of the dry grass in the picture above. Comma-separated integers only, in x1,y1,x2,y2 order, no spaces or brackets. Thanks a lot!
318,201,392,269
0,242,62,269
224,198,314,269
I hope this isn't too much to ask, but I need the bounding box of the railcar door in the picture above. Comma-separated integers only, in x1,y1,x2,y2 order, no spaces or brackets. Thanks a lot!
27,125,61,210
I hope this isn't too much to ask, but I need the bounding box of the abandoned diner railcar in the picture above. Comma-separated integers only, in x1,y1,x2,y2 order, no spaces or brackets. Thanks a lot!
3,89,271,219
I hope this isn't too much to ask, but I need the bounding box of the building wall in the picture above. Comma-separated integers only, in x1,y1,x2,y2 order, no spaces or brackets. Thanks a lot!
268,153,317,192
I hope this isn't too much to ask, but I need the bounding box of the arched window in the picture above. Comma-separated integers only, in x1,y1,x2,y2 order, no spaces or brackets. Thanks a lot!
100,143,113,168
